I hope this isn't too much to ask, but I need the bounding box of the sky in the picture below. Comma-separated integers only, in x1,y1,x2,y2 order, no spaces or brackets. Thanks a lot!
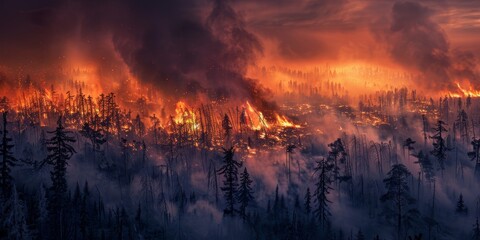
239,0,480,61
0,0,479,95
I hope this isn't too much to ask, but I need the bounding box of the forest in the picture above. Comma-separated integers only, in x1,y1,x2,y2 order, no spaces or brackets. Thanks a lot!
0,75,479,240
1,0,480,239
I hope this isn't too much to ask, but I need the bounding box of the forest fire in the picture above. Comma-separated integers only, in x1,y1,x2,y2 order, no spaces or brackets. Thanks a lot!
1,0,480,239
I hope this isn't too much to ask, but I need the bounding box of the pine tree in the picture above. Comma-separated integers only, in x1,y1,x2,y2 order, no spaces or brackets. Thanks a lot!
217,147,242,216
286,144,296,183
72,182,81,239
274,185,279,212
120,138,130,183
468,138,480,177
408,234,423,240
355,229,365,240
2,185,31,240
33,184,48,239
0,112,17,198
313,160,333,229
403,138,416,161
80,181,89,239
455,194,468,215
237,167,254,219
304,187,311,215
79,116,106,162
37,184,48,231
455,110,469,142
430,120,450,171
222,114,232,144
39,129,47,155
412,151,435,182
44,116,76,239
381,164,415,240
327,138,347,179
473,217,480,240
294,194,301,210
135,203,142,231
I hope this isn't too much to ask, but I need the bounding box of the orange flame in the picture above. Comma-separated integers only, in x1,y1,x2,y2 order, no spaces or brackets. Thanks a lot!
246,101,270,130
455,82,480,97
173,101,199,130
275,114,300,128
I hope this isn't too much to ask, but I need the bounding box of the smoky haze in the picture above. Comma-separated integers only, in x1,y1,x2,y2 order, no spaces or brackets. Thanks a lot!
0,0,277,110
376,1,478,90
0,0,479,98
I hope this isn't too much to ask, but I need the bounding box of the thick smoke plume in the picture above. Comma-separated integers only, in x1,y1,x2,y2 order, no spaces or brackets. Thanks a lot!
0,0,275,110
382,1,479,90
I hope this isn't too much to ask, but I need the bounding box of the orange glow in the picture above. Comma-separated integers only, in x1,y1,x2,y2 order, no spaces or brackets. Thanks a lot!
246,101,270,130
173,101,199,131
455,82,480,97
275,114,300,128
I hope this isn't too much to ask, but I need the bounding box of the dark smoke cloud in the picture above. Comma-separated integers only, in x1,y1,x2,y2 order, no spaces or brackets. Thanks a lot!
0,0,275,109
112,0,265,100
1,0,479,95
387,2,451,89
377,1,479,90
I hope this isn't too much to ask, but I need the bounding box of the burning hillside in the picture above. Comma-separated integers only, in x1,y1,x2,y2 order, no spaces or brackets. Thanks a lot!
1,0,480,240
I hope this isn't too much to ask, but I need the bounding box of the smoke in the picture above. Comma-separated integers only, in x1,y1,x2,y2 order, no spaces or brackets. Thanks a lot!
380,1,479,90
0,0,276,109
384,2,451,89
451,49,479,83
112,0,264,100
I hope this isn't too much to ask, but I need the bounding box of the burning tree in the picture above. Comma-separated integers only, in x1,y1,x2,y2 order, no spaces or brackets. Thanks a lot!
218,147,242,216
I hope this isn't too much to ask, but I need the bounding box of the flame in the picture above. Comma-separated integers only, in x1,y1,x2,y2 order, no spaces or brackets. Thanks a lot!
173,101,199,130
245,101,270,130
448,93,462,98
455,82,480,97
275,114,300,128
